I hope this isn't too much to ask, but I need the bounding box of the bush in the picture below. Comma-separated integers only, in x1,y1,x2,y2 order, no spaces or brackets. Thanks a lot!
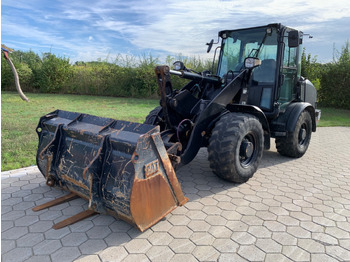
319,41,350,109
1,56,34,92
1,50,214,98
38,53,72,93
1,55,14,90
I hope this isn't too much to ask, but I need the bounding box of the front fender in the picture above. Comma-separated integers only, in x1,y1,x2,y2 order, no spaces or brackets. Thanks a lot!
180,70,248,165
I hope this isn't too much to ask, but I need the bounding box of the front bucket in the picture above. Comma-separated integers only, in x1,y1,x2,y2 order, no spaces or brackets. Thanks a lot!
36,110,188,231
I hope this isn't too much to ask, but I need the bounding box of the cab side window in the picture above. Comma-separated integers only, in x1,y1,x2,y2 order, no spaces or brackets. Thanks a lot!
279,30,299,104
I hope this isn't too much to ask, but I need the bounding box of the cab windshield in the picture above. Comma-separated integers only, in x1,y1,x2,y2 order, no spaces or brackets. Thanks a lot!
217,27,278,77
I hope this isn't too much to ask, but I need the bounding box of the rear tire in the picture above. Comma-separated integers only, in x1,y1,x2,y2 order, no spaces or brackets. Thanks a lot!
208,113,264,183
276,110,312,158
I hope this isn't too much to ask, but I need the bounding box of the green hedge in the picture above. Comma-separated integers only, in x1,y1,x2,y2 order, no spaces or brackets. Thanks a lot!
318,42,350,109
2,44,350,109
300,42,350,110
1,51,210,98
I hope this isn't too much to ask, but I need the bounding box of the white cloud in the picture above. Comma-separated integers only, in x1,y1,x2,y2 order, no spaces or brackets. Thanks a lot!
2,0,350,62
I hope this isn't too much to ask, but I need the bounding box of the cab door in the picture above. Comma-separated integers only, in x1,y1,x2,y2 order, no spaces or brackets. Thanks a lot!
279,29,301,106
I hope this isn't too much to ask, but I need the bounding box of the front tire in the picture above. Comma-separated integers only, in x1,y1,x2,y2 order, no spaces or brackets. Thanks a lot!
144,106,162,125
276,110,312,158
208,113,264,183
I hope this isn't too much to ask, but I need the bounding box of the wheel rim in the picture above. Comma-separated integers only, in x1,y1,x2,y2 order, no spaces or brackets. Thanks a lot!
239,133,257,167
298,123,309,147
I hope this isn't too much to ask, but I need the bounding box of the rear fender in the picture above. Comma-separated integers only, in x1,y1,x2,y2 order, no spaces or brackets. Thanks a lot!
285,102,316,132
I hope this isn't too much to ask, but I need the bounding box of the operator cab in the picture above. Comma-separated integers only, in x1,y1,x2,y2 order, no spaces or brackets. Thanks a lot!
217,24,303,117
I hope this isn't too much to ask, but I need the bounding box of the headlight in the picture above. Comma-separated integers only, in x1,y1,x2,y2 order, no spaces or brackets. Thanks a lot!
173,61,185,71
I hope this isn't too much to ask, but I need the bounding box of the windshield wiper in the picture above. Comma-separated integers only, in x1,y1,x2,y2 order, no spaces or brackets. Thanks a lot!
251,32,268,58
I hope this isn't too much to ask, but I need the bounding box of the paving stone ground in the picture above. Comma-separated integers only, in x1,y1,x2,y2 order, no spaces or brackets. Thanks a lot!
2,127,350,262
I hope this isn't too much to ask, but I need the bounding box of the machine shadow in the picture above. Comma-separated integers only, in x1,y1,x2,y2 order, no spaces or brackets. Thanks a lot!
175,145,297,203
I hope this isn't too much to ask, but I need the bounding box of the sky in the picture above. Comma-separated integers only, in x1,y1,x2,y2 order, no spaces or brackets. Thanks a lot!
1,0,350,63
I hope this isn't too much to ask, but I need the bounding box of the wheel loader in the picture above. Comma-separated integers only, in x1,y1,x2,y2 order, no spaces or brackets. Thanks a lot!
34,23,320,231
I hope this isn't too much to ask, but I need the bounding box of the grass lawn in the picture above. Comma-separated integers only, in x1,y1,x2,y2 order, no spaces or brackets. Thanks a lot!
1,92,158,171
316,107,350,127
1,91,350,171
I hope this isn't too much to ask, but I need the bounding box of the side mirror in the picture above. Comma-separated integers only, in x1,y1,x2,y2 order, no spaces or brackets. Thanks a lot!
173,61,185,71
288,30,301,48
244,57,261,69
206,39,214,53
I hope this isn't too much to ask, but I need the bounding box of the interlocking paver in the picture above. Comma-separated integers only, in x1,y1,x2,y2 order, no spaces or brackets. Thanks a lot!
225,221,249,231
17,233,44,247
2,247,32,262
25,255,52,262
238,245,266,261
75,255,101,262
2,226,28,239
311,232,338,245
310,254,339,262
79,239,107,255
2,210,26,221
86,225,111,239
190,232,215,245
122,254,150,262
256,238,282,253
146,245,174,262
44,227,71,239
282,245,311,262
287,226,311,238
2,127,350,261
219,253,249,262
104,232,131,246
148,232,173,246
29,221,53,233
325,226,350,239
91,214,115,226
99,246,128,261
188,220,210,231
272,232,298,246
325,246,350,261
205,215,227,226
15,215,39,226
124,238,152,253
265,253,293,262
248,225,272,238
1,240,15,255
297,239,325,253
264,220,287,232
231,232,256,245
61,232,88,246
208,225,233,238
339,239,350,251
212,238,239,253
170,253,197,262
168,214,191,226
51,247,81,262
192,245,220,261
169,238,196,254
33,239,61,255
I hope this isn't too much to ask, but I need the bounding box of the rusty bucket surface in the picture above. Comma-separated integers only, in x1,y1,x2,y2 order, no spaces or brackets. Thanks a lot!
36,110,187,231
